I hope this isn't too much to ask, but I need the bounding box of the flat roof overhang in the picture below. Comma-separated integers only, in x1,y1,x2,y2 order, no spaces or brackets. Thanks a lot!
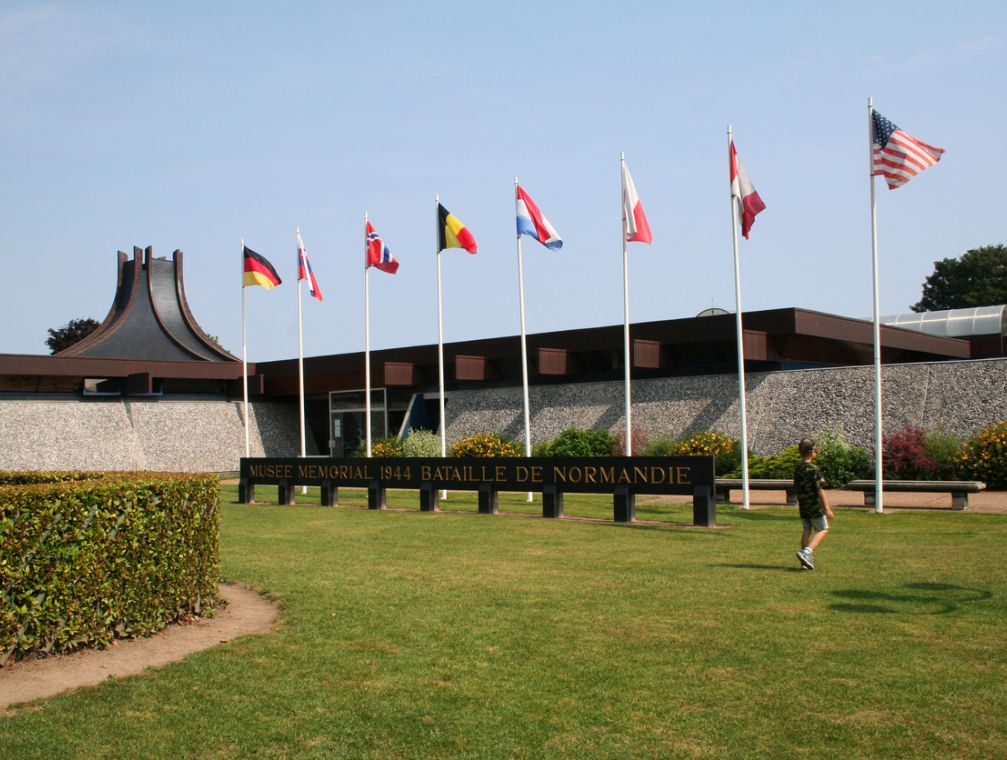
255,307,973,397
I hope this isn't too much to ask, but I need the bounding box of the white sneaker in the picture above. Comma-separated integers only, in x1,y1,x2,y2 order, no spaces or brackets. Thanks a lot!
797,548,814,570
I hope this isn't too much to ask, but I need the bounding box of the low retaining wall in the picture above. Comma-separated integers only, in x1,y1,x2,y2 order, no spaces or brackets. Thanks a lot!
0,399,307,472
444,358,1007,454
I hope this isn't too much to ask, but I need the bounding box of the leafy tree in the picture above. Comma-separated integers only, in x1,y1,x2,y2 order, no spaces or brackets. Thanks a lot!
46,318,99,354
912,244,1007,312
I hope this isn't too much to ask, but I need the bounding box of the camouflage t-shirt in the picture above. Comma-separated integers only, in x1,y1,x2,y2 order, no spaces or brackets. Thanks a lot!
794,461,826,519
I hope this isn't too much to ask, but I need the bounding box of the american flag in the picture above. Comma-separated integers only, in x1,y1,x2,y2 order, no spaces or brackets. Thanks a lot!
872,110,944,189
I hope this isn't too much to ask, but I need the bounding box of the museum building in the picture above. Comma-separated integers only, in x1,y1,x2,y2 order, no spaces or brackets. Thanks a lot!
0,246,1005,471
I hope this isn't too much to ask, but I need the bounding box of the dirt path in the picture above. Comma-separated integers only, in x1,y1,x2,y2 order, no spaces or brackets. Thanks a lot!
0,583,280,711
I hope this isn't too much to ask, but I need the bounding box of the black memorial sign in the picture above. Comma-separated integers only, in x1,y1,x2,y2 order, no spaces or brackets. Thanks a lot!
239,456,716,526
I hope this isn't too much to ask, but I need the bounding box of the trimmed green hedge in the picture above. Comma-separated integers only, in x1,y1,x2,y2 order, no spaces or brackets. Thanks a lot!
1,472,220,664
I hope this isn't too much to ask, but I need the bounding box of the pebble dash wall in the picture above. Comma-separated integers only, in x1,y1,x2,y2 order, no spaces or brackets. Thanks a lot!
444,358,1007,454
1,358,1004,471
0,400,308,472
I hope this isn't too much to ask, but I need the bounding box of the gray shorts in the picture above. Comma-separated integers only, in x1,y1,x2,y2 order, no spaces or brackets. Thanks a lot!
801,515,829,532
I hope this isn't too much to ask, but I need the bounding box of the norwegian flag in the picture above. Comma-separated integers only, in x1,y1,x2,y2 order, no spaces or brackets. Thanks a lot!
366,221,399,274
297,230,323,301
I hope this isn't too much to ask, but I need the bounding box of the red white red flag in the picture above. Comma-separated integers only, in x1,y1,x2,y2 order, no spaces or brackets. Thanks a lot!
621,161,653,244
729,140,766,239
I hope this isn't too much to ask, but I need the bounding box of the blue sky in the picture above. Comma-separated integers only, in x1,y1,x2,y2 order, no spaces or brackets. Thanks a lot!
2,1,1004,361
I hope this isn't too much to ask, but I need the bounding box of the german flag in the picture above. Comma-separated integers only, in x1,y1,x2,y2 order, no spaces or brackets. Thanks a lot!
243,245,282,289
437,203,477,254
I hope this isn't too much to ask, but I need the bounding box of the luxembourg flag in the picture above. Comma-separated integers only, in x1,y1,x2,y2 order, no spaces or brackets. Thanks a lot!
366,221,399,274
297,229,323,301
621,160,653,244
516,185,563,250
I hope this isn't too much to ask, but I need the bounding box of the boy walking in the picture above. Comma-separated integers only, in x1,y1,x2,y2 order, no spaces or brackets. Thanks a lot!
794,437,834,570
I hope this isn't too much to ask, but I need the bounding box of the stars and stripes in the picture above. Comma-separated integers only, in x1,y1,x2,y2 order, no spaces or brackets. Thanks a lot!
872,110,944,189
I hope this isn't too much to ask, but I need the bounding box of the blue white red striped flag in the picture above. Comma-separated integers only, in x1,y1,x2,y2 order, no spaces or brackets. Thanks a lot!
297,231,322,301
366,221,399,274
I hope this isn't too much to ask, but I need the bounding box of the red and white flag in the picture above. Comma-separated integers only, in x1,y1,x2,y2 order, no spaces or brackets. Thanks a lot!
297,230,323,300
729,140,766,239
621,161,653,244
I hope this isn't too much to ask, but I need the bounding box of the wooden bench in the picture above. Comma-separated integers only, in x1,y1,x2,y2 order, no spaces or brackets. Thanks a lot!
845,480,986,510
715,478,796,505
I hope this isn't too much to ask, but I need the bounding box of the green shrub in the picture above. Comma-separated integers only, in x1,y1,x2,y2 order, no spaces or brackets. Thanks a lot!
402,429,441,458
955,421,1007,488
533,428,619,458
735,445,803,479
924,429,961,480
642,435,678,456
450,432,523,458
815,430,872,487
0,473,219,663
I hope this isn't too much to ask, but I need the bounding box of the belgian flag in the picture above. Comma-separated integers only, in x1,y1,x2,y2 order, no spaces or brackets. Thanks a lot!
243,245,282,289
437,203,477,254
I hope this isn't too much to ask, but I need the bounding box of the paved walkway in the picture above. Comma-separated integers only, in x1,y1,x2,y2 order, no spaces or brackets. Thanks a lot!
721,487,1006,514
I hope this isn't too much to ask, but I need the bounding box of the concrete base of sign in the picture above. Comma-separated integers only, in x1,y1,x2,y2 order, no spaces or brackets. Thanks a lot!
543,484,564,518
420,483,440,512
614,486,636,522
368,481,386,510
478,483,498,514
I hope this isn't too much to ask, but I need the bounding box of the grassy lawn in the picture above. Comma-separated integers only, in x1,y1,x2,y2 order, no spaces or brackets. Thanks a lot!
2,486,1005,758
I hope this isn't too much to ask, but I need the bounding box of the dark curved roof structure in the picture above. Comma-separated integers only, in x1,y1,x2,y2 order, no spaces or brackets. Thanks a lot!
58,246,236,362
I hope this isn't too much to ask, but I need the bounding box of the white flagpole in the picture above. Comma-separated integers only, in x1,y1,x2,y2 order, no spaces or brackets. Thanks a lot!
620,153,633,456
241,238,250,459
515,177,534,502
728,126,751,510
296,232,306,462
436,195,448,499
296,228,308,494
868,97,884,513
364,212,373,458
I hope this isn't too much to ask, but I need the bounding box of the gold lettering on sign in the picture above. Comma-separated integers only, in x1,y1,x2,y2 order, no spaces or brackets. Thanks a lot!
553,466,567,483
249,465,263,477
649,467,666,484
515,465,529,482
633,466,647,483
530,465,543,483
584,466,597,484
495,465,506,481
421,465,431,481
676,466,692,485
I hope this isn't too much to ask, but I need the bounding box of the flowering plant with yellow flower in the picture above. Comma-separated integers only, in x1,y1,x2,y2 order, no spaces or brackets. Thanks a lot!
955,420,1007,488
450,432,523,458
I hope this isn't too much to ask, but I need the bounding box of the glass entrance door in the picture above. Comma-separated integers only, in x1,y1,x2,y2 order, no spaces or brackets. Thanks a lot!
330,411,365,458
328,389,388,457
